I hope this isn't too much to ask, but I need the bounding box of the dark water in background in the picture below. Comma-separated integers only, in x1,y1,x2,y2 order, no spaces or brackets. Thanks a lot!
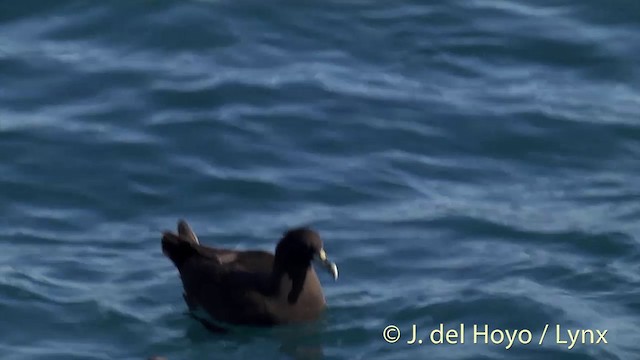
1,1,639,359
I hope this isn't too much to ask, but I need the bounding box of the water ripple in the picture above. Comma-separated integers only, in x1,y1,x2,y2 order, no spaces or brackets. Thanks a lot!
1,0,639,359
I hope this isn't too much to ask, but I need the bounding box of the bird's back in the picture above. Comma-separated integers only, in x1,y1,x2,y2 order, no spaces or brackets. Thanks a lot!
162,231,281,325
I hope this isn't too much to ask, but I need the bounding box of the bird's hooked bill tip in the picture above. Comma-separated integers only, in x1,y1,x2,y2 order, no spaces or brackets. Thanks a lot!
330,262,339,281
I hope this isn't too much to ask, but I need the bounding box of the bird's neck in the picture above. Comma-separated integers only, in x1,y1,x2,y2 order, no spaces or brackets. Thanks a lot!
269,263,311,304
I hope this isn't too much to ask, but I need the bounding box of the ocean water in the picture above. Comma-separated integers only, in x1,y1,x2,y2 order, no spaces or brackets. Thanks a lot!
1,1,639,359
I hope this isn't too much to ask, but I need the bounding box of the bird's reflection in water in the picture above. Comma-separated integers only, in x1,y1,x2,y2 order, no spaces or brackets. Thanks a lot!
184,314,327,360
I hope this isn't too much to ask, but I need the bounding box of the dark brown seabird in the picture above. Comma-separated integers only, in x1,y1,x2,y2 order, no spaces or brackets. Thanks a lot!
161,220,339,327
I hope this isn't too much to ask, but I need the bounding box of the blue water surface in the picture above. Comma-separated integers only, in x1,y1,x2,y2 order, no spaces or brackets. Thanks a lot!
1,1,639,359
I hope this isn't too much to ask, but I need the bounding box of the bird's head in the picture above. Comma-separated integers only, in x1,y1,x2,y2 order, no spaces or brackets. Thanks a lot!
275,227,339,281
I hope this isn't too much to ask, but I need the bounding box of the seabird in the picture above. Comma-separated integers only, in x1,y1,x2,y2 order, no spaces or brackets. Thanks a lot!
161,220,339,327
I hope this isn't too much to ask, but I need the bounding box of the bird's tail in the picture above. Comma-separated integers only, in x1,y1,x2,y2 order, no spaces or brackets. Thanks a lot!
177,219,199,244
161,219,200,269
